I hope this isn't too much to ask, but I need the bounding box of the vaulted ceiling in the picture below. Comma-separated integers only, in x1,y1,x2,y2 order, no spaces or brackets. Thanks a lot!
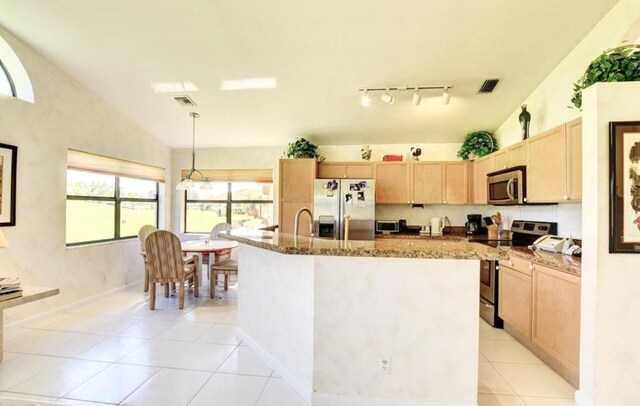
0,0,618,148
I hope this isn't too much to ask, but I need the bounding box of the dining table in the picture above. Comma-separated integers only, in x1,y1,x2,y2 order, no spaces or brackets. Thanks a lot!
181,240,239,286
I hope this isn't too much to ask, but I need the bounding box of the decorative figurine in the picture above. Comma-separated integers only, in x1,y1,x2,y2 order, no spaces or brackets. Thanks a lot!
519,104,531,140
410,147,422,161
361,145,372,161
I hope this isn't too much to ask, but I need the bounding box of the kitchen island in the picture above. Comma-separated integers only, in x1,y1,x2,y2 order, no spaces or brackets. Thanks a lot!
222,231,506,406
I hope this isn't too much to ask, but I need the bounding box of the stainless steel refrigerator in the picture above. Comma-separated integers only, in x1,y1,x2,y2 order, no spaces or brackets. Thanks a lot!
313,178,376,241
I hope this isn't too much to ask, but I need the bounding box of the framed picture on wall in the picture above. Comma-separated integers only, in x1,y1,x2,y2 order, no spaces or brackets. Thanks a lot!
0,143,17,227
609,121,640,253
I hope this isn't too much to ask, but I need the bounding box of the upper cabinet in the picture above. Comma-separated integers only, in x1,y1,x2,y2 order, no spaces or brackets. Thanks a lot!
374,162,412,204
442,161,469,204
318,162,374,179
412,162,442,204
527,118,582,203
493,143,526,171
472,155,493,204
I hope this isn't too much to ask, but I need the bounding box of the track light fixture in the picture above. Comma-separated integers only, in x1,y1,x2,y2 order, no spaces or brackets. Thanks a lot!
358,85,452,107
442,87,451,105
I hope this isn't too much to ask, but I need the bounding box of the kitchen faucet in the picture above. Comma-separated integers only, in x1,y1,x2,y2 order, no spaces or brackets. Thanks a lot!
293,207,315,237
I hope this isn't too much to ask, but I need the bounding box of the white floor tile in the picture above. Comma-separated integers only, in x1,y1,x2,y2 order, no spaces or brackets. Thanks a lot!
181,307,234,323
478,362,516,395
479,340,543,364
55,398,117,405
256,378,309,406
121,368,210,406
8,359,109,398
521,397,577,406
76,336,148,362
480,322,516,341
63,363,158,404
165,342,236,372
146,306,196,321
118,339,191,367
197,324,241,345
479,351,489,362
0,354,65,391
0,392,58,403
38,314,116,333
217,346,273,377
83,317,141,335
155,321,212,342
478,393,526,406
492,363,576,398
118,319,176,339
188,373,268,406
4,330,106,358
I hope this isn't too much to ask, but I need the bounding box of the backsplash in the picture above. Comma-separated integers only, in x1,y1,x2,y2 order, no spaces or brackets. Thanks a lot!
376,202,582,238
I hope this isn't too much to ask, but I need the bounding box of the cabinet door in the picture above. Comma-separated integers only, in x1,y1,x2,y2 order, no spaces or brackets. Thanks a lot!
412,162,442,204
509,143,526,168
443,162,468,204
375,162,411,204
473,156,493,204
279,159,317,200
498,265,532,338
346,163,373,179
280,200,313,235
532,264,581,374
318,163,346,179
493,150,510,171
527,125,566,202
565,118,582,201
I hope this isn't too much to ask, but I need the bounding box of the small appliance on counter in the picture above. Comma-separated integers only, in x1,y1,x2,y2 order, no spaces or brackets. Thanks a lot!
465,214,482,235
430,217,445,236
375,220,399,234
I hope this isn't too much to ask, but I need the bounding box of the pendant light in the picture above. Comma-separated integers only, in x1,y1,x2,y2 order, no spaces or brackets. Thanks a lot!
176,112,211,190
441,87,451,105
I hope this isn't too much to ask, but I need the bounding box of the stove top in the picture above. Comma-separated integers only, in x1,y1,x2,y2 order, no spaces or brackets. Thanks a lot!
467,220,558,248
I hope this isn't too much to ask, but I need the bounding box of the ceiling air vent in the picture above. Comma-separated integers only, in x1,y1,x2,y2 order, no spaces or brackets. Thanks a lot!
173,95,197,107
478,79,499,93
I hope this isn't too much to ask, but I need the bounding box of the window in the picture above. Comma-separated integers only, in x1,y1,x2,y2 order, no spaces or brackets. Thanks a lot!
0,58,15,97
184,181,273,233
66,170,159,245
65,150,165,246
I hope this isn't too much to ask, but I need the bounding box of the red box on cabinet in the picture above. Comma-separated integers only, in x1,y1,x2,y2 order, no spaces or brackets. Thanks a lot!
382,155,403,161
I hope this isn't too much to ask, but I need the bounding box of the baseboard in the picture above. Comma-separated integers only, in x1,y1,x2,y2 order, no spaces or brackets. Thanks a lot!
5,279,143,329
235,327,313,404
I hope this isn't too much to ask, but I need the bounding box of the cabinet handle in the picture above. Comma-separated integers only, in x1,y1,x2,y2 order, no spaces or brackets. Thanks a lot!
503,165,507,169
443,200,447,204
563,195,569,200
528,264,534,270
509,261,513,266
407,200,410,204
523,197,528,202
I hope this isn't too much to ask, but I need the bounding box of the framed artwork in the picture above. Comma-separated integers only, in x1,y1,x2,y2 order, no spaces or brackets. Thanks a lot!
0,143,17,227
609,121,640,253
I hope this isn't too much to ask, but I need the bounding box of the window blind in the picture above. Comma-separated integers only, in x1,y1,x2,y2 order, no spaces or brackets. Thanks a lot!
180,169,272,183
67,149,165,182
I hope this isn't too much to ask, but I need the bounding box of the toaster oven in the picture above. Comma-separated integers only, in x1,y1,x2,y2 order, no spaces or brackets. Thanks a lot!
375,220,399,233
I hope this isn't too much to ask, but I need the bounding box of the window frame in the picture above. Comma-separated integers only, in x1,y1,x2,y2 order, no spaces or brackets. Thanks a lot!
0,58,16,97
183,182,273,233
66,172,160,246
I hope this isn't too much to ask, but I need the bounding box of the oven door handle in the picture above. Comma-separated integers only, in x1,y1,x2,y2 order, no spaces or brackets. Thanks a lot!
506,178,515,200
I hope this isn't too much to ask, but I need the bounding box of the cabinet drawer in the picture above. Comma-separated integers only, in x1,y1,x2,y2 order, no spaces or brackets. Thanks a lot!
500,255,533,276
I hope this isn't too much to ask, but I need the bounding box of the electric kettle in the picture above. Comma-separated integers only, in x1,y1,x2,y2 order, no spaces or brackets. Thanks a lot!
430,217,445,236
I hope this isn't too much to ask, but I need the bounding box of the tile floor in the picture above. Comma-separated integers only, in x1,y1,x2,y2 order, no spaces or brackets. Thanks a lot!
0,280,576,406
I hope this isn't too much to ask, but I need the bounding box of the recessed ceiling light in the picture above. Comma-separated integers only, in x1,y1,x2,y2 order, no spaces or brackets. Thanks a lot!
151,81,199,93
220,78,277,91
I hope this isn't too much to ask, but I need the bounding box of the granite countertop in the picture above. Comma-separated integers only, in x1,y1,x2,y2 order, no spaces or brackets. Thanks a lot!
505,246,582,277
222,231,507,260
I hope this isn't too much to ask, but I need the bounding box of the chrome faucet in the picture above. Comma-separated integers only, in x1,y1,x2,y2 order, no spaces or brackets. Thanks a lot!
293,207,315,237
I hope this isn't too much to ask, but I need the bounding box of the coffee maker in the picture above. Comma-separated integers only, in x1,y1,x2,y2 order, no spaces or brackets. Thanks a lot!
465,214,482,235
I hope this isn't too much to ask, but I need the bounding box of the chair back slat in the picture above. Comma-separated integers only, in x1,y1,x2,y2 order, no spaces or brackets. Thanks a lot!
145,230,185,283
137,225,158,253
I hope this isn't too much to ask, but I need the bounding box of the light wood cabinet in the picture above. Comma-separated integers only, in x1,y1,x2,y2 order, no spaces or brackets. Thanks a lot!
412,162,442,204
526,124,566,203
278,159,317,235
443,162,468,204
493,143,526,171
318,162,373,179
565,118,582,201
532,263,581,375
498,263,532,338
374,162,412,204
473,155,493,204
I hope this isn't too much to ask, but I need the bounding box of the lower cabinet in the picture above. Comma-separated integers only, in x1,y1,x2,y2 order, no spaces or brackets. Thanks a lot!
498,264,532,338
532,264,581,375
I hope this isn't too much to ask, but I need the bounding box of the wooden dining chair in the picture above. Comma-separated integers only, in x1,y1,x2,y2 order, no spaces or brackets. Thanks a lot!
137,225,157,292
208,223,238,298
145,230,199,309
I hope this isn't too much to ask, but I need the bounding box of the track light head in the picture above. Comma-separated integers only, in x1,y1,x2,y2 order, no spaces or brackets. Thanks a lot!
442,87,451,105
381,89,394,105
360,91,371,107
412,89,421,106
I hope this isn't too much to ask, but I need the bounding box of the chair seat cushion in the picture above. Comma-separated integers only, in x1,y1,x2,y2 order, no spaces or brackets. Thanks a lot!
210,259,238,271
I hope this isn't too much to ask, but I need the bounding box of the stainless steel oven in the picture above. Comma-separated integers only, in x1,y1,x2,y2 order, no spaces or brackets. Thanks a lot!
487,166,526,205
480,260,503,328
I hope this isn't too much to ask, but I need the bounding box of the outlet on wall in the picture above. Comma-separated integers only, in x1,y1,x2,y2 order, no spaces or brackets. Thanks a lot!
379,356,391,375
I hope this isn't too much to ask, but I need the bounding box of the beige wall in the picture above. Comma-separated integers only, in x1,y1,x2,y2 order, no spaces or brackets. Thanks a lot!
0,27,171,323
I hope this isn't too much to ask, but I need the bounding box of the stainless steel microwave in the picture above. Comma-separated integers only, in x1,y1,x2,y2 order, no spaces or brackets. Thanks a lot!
487,166,526,205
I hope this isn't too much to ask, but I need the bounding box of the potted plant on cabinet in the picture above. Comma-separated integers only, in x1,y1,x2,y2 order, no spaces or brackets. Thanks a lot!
284,137,324,161
571,43,640,109
457,131,498,160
